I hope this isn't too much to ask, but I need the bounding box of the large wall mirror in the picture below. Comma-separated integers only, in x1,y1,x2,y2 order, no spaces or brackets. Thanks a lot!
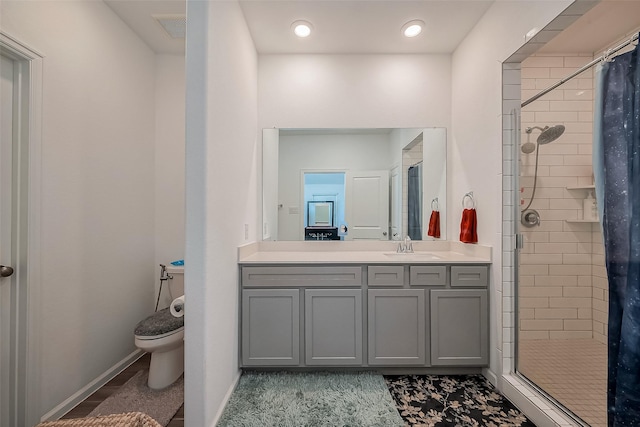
263,128,446,242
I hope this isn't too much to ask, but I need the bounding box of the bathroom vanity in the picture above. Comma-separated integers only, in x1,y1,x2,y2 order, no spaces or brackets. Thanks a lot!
238,242,490,371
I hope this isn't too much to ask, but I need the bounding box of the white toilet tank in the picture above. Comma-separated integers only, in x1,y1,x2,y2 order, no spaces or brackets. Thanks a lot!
166,266,184,299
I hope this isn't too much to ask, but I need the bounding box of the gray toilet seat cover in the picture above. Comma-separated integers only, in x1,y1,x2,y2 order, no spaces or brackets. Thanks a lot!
134,307,184,336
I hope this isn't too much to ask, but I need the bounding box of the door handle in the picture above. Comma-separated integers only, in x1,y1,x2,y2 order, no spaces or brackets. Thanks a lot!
0,265,14,278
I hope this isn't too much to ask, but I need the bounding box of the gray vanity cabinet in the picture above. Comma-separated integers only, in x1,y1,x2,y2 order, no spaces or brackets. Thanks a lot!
367,289,426,365
241,289,300,366
240,263,490,369
305,289,363,365
430,289,488,366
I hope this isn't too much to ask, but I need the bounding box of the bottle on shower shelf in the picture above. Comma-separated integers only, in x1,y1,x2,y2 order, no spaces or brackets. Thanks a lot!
583,191,598,221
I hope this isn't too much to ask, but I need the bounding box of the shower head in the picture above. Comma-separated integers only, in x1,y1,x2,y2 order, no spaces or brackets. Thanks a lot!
525,124,566,146
521,132,536,154
537,124,565,144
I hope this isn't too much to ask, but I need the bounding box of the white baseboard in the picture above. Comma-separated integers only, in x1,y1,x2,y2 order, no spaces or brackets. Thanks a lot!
211,371,241,426
40,349,144,422
483,367,498,388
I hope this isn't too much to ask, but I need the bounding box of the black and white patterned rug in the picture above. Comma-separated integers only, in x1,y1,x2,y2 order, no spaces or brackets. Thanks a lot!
385,375,536,427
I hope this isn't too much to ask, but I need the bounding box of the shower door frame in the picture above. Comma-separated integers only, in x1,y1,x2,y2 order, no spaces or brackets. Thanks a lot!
501,67,592,427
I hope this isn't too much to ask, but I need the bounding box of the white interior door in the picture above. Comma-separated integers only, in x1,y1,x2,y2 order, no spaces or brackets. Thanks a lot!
345,170,389,240
0,53,15,427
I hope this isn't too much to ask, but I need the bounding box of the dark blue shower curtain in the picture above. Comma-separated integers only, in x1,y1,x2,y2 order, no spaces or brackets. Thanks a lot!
407,164,422,240
593,41,640,427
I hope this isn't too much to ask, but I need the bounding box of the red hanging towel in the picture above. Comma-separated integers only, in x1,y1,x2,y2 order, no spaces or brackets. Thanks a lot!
427,210,441,238
460,208,478,243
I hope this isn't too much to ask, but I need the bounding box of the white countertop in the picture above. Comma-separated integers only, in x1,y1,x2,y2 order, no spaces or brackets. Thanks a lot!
238,241,491,265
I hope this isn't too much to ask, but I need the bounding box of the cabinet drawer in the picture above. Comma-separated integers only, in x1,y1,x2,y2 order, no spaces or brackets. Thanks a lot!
410,266,447,286
242,266,362,287
451,266,488,287
367,266,404,286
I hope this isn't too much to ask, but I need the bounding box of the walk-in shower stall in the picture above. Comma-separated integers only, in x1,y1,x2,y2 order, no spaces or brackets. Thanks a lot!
515,32,640,426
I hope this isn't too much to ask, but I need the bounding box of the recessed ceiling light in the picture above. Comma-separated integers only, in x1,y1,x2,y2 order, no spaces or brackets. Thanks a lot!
402,20,424,38
292,20,313,38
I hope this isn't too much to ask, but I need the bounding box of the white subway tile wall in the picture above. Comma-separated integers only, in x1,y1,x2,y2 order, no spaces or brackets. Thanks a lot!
519,53,607,343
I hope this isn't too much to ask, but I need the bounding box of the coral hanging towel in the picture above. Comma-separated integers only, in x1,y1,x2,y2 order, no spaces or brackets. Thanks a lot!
427,210,441,238
460,208,478,243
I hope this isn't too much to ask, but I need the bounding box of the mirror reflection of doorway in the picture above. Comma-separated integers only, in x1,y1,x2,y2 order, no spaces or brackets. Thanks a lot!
303,172,345,240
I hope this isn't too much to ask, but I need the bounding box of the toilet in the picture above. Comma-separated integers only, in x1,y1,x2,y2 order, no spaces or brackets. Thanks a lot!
134,265,184,389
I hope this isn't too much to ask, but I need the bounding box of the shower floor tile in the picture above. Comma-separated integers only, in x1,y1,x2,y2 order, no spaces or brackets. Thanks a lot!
518,339,607,427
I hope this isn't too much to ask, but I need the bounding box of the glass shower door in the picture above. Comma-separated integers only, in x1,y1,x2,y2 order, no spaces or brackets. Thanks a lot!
515,62,608,425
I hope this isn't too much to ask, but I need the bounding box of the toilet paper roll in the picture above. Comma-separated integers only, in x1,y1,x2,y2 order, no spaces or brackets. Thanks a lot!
170,295,185,318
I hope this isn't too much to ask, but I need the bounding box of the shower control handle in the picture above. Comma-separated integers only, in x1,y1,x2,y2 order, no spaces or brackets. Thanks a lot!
521,209,541,228
0,265,14,278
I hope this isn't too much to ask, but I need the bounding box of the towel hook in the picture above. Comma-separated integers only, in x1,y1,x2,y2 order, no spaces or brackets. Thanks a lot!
462,191,476,209
431,197,439,211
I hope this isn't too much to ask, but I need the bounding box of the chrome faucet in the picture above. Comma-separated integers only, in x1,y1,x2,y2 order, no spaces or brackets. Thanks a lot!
397,235,414,253
404,236,413,253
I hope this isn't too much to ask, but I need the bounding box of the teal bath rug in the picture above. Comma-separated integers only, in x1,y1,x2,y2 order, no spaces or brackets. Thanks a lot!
217,371,404,427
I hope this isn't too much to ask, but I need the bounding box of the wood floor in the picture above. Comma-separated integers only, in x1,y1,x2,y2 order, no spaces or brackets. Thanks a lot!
60,353,184,426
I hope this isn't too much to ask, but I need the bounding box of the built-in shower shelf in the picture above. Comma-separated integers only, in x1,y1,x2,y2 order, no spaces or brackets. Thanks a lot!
566,185,595,190
565,219,599,223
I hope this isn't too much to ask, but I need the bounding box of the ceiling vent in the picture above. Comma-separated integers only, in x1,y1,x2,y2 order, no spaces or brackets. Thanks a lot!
154,15,186,39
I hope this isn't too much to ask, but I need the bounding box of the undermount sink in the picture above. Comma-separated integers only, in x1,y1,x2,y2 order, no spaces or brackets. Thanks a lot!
384,252,441,260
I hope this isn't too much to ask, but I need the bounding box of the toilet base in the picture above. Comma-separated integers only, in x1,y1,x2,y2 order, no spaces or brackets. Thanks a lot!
148,344,184,389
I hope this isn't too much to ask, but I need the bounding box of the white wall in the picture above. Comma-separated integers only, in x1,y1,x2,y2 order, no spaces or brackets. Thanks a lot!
184,0,258,425
259,54,451,129
0,0,157,419
155,54,186,307
451,0,572,384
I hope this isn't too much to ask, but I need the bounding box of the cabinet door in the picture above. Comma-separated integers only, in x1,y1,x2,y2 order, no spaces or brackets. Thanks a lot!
305,289,363,365
430,289,488,366
242,289,300,366
368,289,426,365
